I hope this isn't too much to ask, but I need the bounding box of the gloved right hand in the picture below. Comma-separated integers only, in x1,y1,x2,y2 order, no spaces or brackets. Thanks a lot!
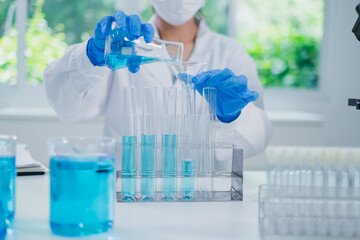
86,11,154,73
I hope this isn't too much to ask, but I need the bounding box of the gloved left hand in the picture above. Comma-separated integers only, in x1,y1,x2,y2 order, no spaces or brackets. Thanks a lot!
192,68,259,123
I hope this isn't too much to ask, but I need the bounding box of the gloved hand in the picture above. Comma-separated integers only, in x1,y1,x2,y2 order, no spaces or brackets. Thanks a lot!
192,68,259,123
87,10,154,73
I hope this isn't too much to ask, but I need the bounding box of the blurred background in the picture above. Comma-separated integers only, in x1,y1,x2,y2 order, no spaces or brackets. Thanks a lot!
0,0,359,169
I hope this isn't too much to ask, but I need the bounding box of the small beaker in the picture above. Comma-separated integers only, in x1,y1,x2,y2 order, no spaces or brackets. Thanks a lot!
0,135,16,224
48,137,116,237
105,22,183,71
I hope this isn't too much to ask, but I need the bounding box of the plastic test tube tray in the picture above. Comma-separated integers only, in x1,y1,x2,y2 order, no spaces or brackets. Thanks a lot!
259,184,360,239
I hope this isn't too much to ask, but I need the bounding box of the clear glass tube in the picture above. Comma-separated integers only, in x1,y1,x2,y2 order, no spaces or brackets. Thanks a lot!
105,22,183,71
48,136,116,237
121,87,137,201
161,87,178,200
0,135,16,225
141,87,157,200
198,87,217,199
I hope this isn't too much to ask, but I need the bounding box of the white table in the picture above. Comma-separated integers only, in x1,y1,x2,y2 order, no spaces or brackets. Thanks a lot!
6,172,266,240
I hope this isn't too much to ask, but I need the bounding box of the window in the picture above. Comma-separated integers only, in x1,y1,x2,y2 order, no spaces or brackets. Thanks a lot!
236,0,324,89
0,0,325,108
0,0,17,85
0,0,116,86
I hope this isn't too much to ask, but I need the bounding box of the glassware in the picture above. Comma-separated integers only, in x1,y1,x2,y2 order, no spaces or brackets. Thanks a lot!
161,87,178,201
169,61,207,87
48,137,116,237
121,87,137,201
141,87,157,200
105,22,183,71
0,202,6,238
0,135,16,224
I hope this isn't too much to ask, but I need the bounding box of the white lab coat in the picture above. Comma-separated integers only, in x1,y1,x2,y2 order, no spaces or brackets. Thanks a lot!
44,16,273,160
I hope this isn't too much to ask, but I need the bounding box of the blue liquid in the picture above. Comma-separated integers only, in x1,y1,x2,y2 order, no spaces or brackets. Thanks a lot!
0,156,15,224
141,134,156,200
122,136,137,200
181,159,195,200
106,54,165,71
0,201,6,239
161,134,178,200
50,156,114,237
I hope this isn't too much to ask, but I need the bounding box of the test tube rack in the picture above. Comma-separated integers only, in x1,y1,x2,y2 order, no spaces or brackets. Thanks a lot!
259,146,360,239
116,143,243,202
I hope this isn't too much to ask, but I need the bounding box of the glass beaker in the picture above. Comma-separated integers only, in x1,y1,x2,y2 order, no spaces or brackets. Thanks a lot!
105,22,184,71
0,135,16,224
48,137,116,237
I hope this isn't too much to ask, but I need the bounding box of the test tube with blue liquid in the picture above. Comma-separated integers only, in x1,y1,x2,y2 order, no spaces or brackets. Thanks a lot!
180,87,197,200
141,87,157,200
49,137,116,237
0,135,16,225
161,87,178,200
121,87,138,201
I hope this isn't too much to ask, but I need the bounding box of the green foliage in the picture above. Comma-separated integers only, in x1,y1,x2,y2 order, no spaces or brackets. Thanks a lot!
244,31,320,88
0,0,323,88
237,0,324,89
200,0,228,35
0,28,17,85
25,0,67,84
0,0,67,84
40,0,115,45
0,0,15,37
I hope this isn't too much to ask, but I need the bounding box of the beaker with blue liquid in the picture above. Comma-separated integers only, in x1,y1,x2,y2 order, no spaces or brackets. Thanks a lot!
48,137,116,237
0,135,16,225
105,22,183,71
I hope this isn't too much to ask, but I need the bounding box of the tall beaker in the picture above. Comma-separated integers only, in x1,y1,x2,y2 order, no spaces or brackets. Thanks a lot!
48,136,116,237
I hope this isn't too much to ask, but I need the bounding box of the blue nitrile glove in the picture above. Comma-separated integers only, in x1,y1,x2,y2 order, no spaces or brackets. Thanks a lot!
86,10,154,73
192,68,259,123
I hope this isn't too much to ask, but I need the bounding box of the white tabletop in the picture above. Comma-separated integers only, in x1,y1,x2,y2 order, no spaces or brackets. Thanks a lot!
6,172,267,240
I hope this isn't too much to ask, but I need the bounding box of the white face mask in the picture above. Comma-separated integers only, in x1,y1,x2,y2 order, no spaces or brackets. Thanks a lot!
149,0,205,26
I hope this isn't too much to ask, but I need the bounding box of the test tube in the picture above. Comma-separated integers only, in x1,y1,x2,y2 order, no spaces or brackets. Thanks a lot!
199,87,217,199
121,87,137,201
161,87,178,200
141,87,157,200
180,87,197,200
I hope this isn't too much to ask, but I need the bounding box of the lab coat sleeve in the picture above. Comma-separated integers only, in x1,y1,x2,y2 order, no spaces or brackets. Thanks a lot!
43,40,112,122
216,41,273,157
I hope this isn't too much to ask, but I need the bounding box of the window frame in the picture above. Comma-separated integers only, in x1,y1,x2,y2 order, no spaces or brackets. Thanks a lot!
0,0,332,111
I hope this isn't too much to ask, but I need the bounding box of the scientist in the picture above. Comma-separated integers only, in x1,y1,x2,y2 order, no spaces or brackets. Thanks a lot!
43,0,273,158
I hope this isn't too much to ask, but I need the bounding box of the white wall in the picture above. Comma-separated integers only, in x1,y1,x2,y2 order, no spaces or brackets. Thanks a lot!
322,0,360,147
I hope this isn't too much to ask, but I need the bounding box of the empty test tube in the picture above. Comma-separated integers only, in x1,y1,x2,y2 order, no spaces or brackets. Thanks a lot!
161,87,178,200
121,87,137,201
141,87,157,200
198,87,217,199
